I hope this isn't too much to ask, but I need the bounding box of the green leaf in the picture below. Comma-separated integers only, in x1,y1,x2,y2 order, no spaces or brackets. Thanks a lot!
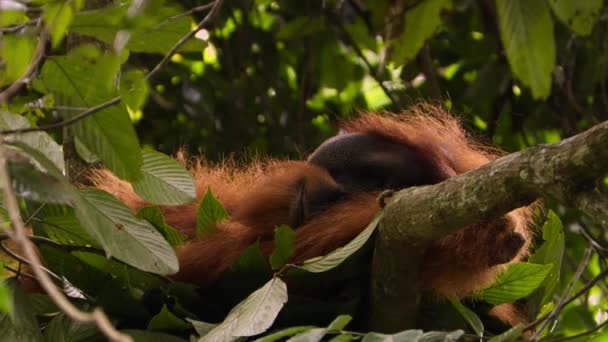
120,69,150,110
131,150,197,205
301,214,381,273
528,210,565,306
479,263,553,305
70,4,202,54
327,315,352,331
277,16,325,40
147,305,191,332
43,313,102,341
230,240,270,274
548,0,602,36
188,319,217,337
269,225,295,270
122,329,188,342
41,212,98,246
196,188,230,236
0,280,11,314
200,277,288,342
0,278,42,341
449,297,483,336
75,188,179,275
488,324,525,342
35,53,142,181
0,111,65,173
496,0,556,99
361,329,465,342
253,326,316,342
137,206,188,246
7,160,71,204
0,34,35,84
390,0,451,64
288,328,327,342
44,1,74,48
71,104,142,181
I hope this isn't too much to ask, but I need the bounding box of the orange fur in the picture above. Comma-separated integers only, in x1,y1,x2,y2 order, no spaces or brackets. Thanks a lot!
90,104,535,326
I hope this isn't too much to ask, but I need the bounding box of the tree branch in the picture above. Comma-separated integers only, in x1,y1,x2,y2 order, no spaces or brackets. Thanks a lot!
369,120,608,332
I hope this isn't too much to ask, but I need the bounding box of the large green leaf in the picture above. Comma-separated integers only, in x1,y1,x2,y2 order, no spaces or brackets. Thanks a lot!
449,297,483,336
71,105,142,181
496,0,555,99
199,277,288,342
0,278,42,342
390,0,451,64
70,4,202,54
43,313,102,341
479,262,553,305
131,150,197,205
0,111,64,172
35,53,142,181
361,329,464,342
300,214,381,273
3,142,176,275
548,0,603,36
74,188,179,275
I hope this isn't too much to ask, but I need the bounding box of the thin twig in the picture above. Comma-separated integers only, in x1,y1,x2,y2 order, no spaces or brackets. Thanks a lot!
529,245,593,341
526,260,608,337
146,0,224,79
0,26,48,104
545,319,608,342
333,18,399,109
0,146,133,342
0,0,225,136
0,19,38,33
149,2,215,32
4,265,36,280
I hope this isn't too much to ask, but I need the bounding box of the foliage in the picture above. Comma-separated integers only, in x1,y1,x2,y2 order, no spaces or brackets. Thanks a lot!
0,0,607,341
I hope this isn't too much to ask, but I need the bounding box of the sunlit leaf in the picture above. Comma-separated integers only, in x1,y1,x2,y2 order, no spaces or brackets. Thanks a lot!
44,1,74,47
390,0,451,64
480,263,553,305
548,0,602,36
120,69,150,110
0,34,35,84
497,0,555,99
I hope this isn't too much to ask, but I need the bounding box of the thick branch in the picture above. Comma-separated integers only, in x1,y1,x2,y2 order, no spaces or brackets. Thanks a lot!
369,120,608,332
